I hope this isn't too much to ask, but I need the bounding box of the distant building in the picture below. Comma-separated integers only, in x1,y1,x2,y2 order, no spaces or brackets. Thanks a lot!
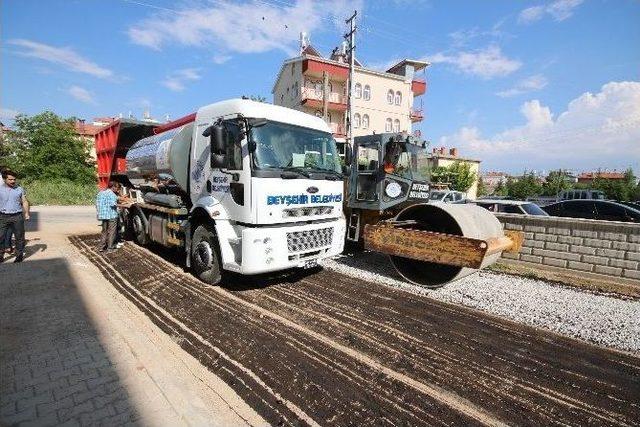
74,118,113,160
482,171,509,192
428,146,481,199
577,171,626,184
272,33,428,153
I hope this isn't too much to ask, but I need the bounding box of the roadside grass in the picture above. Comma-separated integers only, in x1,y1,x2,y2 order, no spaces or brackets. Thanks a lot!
22,179,97,205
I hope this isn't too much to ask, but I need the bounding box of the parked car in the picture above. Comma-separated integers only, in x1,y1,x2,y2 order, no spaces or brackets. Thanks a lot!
542,200,640,223
527,189,607,206
429,190,467,203
472,200,549,216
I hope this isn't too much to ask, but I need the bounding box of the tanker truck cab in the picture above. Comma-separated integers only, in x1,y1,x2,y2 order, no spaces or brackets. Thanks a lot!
129,99,346,284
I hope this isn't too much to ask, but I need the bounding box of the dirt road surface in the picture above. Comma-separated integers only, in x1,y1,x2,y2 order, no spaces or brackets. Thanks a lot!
69,231,640,427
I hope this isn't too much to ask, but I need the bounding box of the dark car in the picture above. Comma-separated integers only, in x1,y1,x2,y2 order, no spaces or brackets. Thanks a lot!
542,200,640,223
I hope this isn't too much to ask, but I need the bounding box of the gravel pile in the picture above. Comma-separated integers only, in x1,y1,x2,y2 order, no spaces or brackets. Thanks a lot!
322,252,640,354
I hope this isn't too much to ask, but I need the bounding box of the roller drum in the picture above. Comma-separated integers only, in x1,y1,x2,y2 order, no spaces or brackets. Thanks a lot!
390,203,504,288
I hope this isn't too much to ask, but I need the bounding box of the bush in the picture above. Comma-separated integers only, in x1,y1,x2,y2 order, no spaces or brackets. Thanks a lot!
22,179,98,206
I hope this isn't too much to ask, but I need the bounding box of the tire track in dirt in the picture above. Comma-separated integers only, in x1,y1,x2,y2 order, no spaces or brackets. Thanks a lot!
71,235,640,426
235,282,634,426
248,273,640,425
72,236,479,426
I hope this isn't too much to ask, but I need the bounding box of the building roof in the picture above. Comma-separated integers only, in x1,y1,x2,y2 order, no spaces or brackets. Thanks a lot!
272,52,425,93
74,121,105,137
578,171,625,180
386,59,430,74
430,153,481,163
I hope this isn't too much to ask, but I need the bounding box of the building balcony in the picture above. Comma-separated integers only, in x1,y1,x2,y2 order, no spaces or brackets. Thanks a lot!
302,58,349,81
410,109,424,122
329,122,346,136
412,79,427,96
300,87,347,112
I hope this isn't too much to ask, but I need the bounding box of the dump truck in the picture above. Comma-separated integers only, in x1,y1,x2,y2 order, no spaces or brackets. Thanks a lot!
95,99,346,283
345,132,523,288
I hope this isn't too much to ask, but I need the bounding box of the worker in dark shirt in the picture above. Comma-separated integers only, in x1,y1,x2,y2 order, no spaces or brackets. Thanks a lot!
0,169,30,263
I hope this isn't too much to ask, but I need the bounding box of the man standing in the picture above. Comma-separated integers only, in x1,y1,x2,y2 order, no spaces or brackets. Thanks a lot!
0,169,30,263
96,181,122,252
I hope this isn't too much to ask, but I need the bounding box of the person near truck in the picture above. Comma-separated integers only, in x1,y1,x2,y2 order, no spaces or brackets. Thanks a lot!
96,181,123,252
0,169,30,263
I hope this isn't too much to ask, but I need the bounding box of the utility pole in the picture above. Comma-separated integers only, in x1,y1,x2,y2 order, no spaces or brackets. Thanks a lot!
344,10,357,147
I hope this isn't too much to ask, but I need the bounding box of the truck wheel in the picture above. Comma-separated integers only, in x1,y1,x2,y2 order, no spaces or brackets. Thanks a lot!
191,224,222,285
131,208,149,246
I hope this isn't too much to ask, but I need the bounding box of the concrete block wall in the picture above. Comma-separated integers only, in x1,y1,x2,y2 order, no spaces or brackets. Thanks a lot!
494,214,640,281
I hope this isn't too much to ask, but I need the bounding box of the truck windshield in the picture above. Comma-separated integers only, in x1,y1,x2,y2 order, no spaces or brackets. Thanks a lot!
251,121,341,174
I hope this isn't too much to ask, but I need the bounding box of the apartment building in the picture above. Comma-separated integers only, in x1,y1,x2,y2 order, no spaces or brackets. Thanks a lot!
272,38,428,151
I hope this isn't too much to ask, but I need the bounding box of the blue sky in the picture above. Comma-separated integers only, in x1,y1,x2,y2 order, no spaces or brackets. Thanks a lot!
2,0,639,173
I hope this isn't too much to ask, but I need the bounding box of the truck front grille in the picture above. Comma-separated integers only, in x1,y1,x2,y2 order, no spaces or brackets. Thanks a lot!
287,227,333,253
283,206,334,218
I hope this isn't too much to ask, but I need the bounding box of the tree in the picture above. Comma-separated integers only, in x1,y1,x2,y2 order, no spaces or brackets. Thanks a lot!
494,179,507,196
506,172,542,200
430,161,476,193
3,111,95,184
591,168,636,201
542,169,571,196
447,161,476,192
244,95,267,103
476,176,488,197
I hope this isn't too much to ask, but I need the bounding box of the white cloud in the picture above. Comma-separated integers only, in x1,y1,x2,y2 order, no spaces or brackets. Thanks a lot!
0,108,20,123
161,68,201,92
496,74,548,97
212,54,231,65
8,39,113,79
439,81,640,172
429,45,521,79
127,0,363,56
68,85,96,104
518,0,583,24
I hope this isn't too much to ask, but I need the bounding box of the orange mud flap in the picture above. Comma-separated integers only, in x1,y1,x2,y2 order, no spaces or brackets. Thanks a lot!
363,222,524,269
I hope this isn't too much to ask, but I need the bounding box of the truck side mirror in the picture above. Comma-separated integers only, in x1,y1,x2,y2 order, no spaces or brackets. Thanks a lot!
344,144,352,166
203,124,228,168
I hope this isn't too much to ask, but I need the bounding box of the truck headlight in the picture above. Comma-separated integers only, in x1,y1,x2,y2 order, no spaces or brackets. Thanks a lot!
385,182,402,198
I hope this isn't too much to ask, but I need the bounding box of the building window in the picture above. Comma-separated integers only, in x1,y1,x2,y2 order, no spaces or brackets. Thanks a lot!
314,82,322,98
393,119,400,132
293,82,298,97
385,118,392,132
355,83,362,99
362,114,369,129
363,85,370,100
280,94,284,104
353,113,361,128
395,91,402,106
387,89,394,104
328,82,333,93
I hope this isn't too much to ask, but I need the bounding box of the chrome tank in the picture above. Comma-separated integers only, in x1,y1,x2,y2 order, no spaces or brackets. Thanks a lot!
125,123,193,192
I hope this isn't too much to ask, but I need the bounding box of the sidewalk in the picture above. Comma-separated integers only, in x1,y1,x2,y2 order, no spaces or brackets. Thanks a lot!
1,206,263,426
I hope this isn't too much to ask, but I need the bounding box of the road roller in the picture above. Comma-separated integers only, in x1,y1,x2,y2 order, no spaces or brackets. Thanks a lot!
344,133,523,288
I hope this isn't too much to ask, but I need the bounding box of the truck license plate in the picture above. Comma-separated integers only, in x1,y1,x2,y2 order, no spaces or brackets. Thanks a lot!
303,260,318,269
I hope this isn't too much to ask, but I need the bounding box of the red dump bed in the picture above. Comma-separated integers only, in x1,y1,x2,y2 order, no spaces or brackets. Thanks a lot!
94,113,195,189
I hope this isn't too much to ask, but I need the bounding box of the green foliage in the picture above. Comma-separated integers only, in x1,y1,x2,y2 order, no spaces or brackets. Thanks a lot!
506,172,543,200
245,95,267,103
2,111,95,184
542,169,571,196
476,176,488,197
21,179,97,205
591,168,637,201
430,161,476,192
493,179,508,196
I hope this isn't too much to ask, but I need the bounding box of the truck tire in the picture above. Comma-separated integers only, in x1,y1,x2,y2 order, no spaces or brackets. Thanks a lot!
131,208,149,246
191,224,222,285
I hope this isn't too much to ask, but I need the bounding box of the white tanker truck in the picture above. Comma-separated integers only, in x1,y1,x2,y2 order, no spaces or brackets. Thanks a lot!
97,99,346,283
